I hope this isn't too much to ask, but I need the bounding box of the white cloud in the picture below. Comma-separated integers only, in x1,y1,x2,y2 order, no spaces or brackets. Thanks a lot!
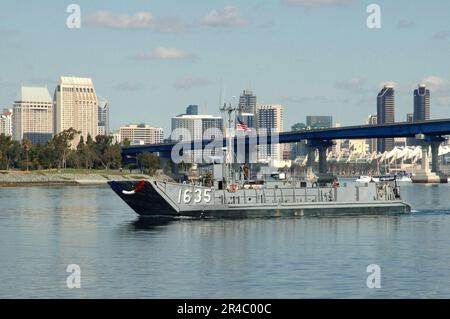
335,78,365,91
283,0,353,6
378,81,398,89
419,76,450,107
421,76,450,93
173,76,212,89
151,17,191,33
135,47,196,61
85,11,153,29
199,6,248,27
84,11,190,33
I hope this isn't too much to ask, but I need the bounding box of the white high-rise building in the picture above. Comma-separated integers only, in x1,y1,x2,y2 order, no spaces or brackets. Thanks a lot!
54,76,99,145
256,104,284,163
112,130,121,145
366,114,378,153
98,99,110,136
239,90,257,115
171,114,223,162
119,124,164,146
0,108,13,136
12,86,53,144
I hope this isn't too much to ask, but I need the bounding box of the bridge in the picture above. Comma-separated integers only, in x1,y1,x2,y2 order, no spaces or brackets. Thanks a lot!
122,119,450,177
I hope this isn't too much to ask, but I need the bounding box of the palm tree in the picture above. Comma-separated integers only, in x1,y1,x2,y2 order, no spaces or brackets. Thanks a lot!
22,139,32,171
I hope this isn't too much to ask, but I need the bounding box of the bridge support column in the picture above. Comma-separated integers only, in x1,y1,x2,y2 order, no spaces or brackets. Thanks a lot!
430,141,440,173
412,135,447,183
421,145,430,173
318,145,328,174
306,140,334,182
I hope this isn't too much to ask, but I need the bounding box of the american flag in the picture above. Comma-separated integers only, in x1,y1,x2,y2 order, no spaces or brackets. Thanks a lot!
237,118,252,132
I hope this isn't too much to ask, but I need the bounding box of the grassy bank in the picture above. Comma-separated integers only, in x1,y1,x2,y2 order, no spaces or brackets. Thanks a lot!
0,169,150,187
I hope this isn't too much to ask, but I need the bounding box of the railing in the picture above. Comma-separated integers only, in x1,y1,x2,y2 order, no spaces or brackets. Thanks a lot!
218,186,336,205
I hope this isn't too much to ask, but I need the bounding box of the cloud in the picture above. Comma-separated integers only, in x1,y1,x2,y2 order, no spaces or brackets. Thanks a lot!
335,78,366,91
199,6,248,27
84,11,190,33
112,81,145,92
378,81,398,89
135,47,197,61
398,19,415,29
421,76,450,93
281,95,333,104
432,31,450,41
420,76,450,107
282,0,353,6
151,17,191,33
85,11,153,29
173,76,212,89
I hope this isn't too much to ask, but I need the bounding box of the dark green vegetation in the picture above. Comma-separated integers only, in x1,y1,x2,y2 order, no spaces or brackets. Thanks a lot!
0,129,161,174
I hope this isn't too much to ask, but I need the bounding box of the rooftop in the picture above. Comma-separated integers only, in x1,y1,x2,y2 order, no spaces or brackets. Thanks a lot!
173,114,222,119
58,76,94,86
15,86,52,103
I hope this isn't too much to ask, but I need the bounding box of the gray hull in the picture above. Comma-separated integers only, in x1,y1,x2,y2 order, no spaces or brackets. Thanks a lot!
109,180,411,218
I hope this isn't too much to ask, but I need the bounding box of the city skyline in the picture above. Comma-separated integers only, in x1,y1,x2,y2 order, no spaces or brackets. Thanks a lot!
1,1,450,134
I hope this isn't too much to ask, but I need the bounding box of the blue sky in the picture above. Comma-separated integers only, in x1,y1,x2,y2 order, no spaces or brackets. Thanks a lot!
1,0,450,134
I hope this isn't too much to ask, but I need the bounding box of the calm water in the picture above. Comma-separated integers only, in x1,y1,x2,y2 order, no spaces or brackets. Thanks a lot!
0,182,450,298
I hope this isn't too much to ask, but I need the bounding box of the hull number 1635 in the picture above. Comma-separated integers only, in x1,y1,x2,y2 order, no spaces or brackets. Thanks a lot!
178,188,212,204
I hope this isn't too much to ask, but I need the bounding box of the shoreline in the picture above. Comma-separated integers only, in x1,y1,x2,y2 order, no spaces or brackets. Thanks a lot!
0,181,99,187
0,171,152,187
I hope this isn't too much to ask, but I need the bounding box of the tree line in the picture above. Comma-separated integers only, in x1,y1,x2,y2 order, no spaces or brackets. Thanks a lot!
0,128,162,174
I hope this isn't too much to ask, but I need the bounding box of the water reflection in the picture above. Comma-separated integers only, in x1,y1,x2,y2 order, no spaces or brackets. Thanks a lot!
2,184,450,298
130,217,175,231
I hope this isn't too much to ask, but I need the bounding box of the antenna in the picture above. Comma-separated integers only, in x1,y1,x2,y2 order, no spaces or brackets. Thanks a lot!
219,79,225,107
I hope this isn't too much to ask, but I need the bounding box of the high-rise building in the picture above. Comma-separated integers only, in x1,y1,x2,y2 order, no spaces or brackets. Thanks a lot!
350,140,367,154
53,76,99,145
306,116,333,129
256,104,284,162
186,105,198,115
238,90,257,115
171,114,223,162
290,122,307,160
0,108,13,136
413,84,430,122
377,85,395,152
366,114,378,153
406,113,413,123
12,86,53,144
119,124,164,146
406,113,414,146
98,99,110,136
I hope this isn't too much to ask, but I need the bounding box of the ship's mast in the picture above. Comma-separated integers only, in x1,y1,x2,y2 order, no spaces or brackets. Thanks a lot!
220,100,238,186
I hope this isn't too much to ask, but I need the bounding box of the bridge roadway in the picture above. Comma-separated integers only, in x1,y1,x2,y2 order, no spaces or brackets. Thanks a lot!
121,119,450,157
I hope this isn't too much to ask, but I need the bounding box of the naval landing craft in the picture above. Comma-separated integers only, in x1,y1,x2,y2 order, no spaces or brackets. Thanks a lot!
109,173,411,218
109,104,411,218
